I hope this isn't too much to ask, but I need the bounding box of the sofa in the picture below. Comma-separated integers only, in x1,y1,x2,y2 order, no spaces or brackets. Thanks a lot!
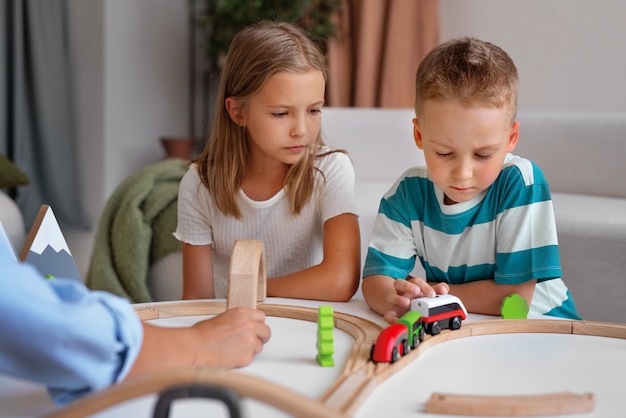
0,191,26,256
8,108,621,324
148,108,626,323
321,107,626,324
0,153,29,256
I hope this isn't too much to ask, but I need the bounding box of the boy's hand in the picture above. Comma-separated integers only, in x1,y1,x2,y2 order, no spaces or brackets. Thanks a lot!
383,277,449,324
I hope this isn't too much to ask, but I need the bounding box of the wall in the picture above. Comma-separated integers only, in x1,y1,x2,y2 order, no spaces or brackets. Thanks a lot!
67,0,626,229
439,0,626,112
68,0,189,225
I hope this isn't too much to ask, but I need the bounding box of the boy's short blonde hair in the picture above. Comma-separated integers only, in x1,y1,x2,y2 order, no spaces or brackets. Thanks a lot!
415,37,519,122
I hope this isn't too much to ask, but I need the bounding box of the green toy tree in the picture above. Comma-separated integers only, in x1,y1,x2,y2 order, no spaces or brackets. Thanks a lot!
316,305,334,367
500,293,530,319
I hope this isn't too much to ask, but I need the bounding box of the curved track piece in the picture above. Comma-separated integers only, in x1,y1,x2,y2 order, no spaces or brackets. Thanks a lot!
43,368,346,418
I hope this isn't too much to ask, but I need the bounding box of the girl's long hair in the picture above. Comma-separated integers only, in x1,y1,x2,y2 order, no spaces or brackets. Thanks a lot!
195,21,332,219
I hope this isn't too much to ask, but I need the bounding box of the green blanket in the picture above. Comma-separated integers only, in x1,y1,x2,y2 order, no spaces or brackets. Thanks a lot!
86,159,188,302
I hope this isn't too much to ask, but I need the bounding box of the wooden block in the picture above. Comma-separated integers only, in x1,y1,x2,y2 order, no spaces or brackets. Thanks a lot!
226,240,266,309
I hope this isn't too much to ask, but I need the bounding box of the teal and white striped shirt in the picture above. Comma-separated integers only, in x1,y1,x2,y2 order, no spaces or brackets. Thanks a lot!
363,153,581,320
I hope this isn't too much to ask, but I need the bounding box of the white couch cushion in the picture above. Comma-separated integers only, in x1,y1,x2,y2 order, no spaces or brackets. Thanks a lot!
0,192,25,255
553,193,626,241
516,112,626,198
322,107,424,183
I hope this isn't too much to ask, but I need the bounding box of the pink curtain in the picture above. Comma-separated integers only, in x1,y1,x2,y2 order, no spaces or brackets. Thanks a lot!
327,0,439,108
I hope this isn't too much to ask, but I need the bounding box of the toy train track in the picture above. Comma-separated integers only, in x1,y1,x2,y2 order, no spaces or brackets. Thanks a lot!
46,299,626,417
44,241,626,417
425,392,595,416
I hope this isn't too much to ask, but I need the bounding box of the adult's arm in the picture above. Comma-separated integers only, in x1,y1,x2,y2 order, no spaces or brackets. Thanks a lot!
128,307,269,377
0,257,270,406
0,259,142,406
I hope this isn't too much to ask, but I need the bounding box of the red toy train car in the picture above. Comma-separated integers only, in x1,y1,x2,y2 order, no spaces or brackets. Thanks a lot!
370,310,425,363
370,295,467,363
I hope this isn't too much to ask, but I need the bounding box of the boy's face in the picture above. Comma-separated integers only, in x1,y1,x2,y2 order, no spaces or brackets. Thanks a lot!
413,100,519,205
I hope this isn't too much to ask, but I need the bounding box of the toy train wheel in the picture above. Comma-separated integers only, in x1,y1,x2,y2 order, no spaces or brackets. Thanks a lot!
411,334,420,349
369,344,375,362
450,316,462,330
419,327,426,342
391,347,399,363
429,321,441,335
402,339,410,355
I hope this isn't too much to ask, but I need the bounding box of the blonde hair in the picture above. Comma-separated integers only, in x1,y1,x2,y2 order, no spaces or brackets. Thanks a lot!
415,37,519,122
194,21,334,219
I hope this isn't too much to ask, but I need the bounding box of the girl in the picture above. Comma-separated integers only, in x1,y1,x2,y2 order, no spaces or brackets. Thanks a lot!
174,21,360,301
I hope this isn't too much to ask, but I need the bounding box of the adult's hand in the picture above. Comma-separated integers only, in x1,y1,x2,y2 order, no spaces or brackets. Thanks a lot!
191,307,271,368
128,307,271,378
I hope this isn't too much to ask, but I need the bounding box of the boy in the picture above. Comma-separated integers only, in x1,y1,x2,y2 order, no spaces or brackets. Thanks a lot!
361,37,581,323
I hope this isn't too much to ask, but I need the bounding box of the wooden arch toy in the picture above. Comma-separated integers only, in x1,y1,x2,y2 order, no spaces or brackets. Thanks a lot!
45,239,626,417
226,240,266,309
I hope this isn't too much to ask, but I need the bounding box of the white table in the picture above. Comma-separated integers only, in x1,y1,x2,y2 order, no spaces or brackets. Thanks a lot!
1,297,624,417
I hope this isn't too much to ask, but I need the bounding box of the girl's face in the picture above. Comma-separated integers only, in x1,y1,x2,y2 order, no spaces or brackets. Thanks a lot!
228,70,325,168
413,100,519,205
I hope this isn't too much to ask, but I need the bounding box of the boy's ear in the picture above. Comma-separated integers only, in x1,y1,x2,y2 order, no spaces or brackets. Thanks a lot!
507,121,520,152
412,118,424,150
225,97,245,126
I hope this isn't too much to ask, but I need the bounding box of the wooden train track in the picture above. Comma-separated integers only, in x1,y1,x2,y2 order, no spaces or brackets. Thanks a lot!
47,299,626,417
425,392,595,416
44,240,625,416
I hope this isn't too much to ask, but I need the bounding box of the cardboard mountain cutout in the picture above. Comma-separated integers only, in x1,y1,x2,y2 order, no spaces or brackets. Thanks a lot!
19,205,83,283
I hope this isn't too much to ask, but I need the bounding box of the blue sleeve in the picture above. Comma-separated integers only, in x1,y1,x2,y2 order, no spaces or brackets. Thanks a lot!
0,250,143,406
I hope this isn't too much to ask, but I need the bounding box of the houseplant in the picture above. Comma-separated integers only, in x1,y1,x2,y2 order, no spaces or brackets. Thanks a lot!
188,0,342,146
196,0,342,73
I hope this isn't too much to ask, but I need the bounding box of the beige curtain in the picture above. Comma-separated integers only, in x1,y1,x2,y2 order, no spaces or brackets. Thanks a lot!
327,0,439,108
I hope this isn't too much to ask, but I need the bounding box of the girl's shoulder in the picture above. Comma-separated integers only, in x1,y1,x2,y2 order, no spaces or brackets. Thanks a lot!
181,162,200,180
314,146,355,179
315,145,352,166
179,162,204,190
